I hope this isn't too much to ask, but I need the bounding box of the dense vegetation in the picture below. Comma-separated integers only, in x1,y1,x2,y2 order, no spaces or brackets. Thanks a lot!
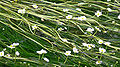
0,0,120,67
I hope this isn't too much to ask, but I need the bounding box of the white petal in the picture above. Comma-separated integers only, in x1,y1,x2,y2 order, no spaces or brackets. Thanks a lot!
15,51,20,56
43,58,49,62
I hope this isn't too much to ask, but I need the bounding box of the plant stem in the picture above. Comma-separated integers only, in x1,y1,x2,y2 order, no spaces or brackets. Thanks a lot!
39,54,40,60
64,56,68,64
14,48,16,67
100,53,102,60
41,54,44,60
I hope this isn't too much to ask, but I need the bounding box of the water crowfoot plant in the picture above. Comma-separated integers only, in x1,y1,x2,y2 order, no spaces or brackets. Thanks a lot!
98,40,103,44
64,51,71,64
32,4,38,9
96,60,102,64
0,0,120,66
0,51,4,57
95,10,102,17
18,9,26,14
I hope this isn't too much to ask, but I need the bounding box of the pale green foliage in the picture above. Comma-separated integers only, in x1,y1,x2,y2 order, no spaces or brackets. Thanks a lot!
0,0,120,67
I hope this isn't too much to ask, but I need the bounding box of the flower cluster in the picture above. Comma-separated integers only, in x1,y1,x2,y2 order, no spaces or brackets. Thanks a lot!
0,43,20,57
36,49,49,62
36,49,47,54
86,26,101,34
64,45,79,56
98,40,111,46
18,9,25,14
86,28,94,33
73,47,79,53
82,43,95,50
63,9,69,12
7,43,19,49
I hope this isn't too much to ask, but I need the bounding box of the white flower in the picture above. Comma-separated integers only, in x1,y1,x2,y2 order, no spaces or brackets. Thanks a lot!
41,49,47,54
7,45,15,49
86,28,94,33
111,65,113,67
87,44,95,50
99,48,106,53
63,9,69,12
104,42,111,46
107,8,112,12
82,43,88,46
3,48,6,51
23,62,26,64
89,44,95,48
32,25,38,30
43,57,49,62
83,43,95,50
58,27,64,31
95,11,102,17
96,61,102,64
7,43,19,49
112,21,115,24
118,15,120,19
78,3,85,5
61,38,68,43
95,27,101,32
107,0,111,2
36,51,42,54
0,51,4,57
15,51,20,56
66,15,72,19
41,18,44,21
36,49,47,54
5,54,10,57
98,40,103,44
12,43,19,47
64,51,71,56
18,9,25,14
32,4,38,9
84,32,87,34
2,28,5,30
76,8,81,11
78,16,86,21
73,47,79,53
64,27,67,30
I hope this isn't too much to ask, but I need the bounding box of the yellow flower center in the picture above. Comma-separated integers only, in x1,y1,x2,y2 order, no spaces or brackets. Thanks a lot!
97,13,100,15
68,16,71,19
60,28,62,30
82,18,84,20
39,52,42,54
98,61,100,63
100,42,103,43
10,45,13,47
66,53,69,55
88,45,91,47
101,50,103,52
1,53,2,55
78,61,81,63
34,27,37,29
